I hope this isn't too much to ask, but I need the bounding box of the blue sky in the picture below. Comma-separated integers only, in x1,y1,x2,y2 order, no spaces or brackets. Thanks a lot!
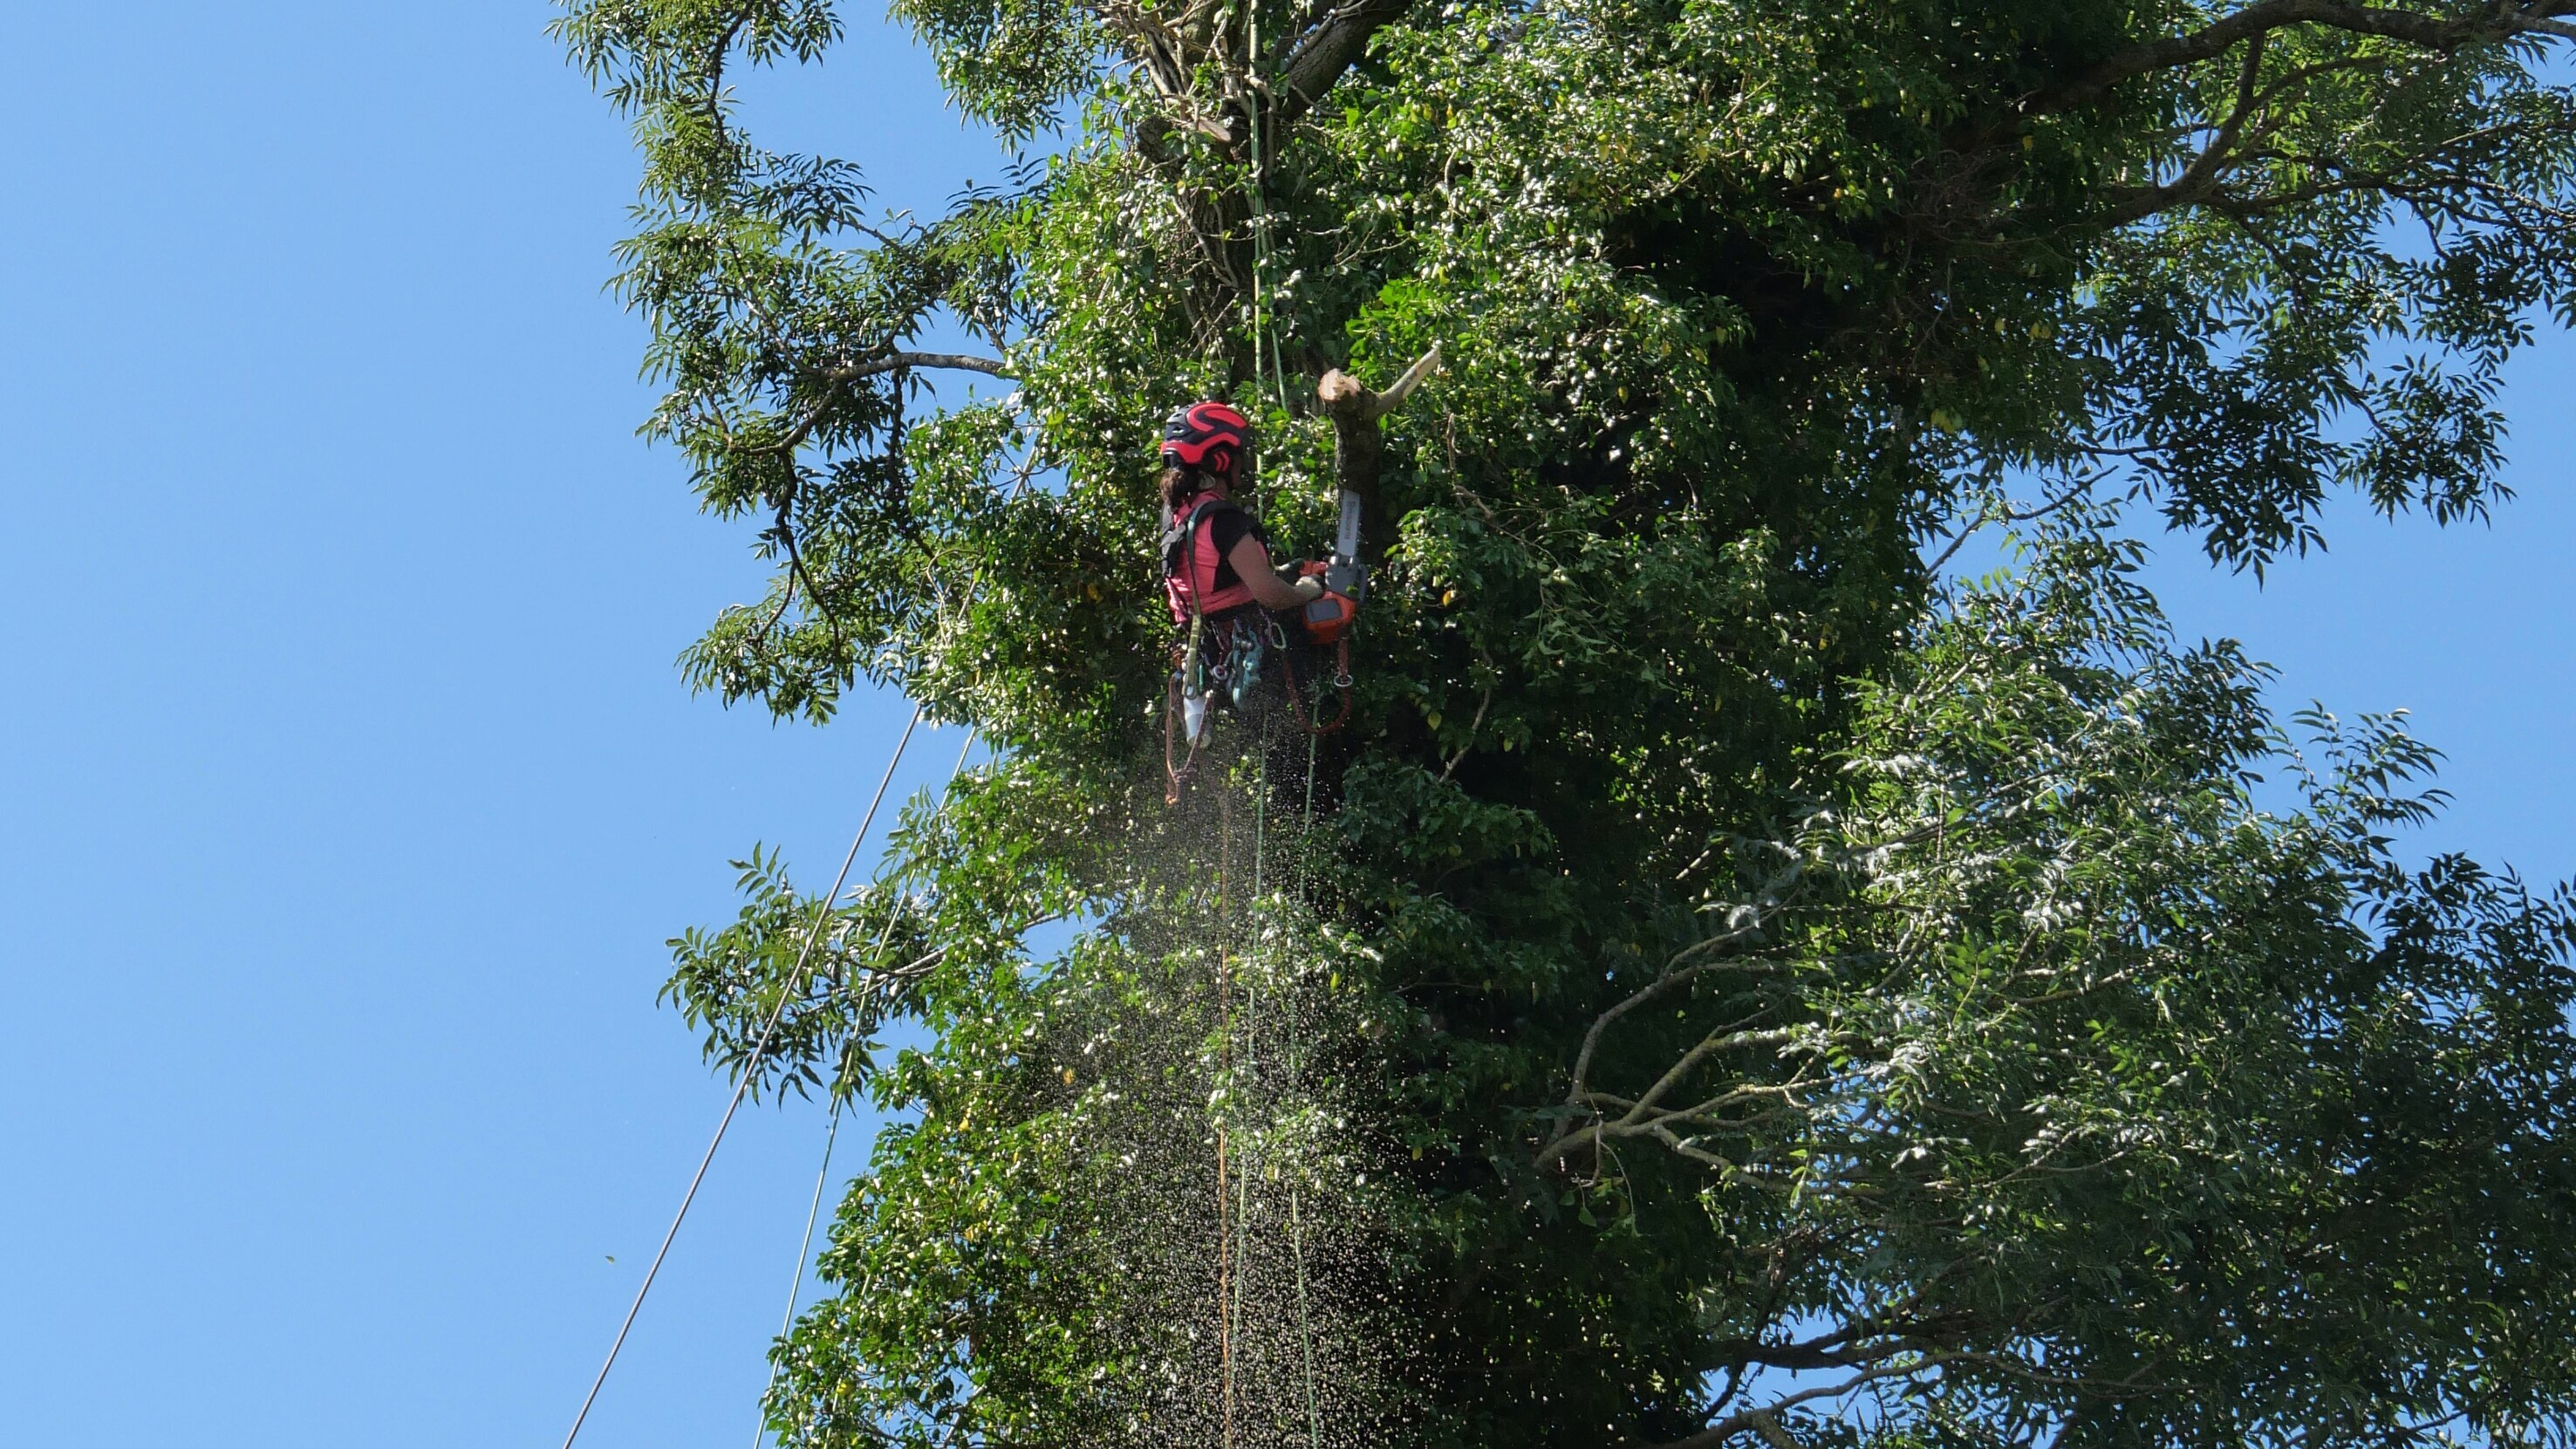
0,6,2566,1449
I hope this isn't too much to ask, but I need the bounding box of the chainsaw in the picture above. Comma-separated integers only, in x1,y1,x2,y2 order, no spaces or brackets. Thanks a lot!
1296,487,1365,646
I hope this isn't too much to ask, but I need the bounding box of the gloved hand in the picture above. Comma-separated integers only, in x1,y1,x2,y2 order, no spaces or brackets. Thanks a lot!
1290,575,1326,604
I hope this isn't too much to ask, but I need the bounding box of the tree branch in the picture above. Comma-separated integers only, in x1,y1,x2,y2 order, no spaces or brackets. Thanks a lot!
1557,878,1800,1131
1927,475,2100,573
2096,31,2272,226
1276,0,1416,124
763,351,1016,456
828,352,1015,383
2025,1,2576,120
1651,1357,1961,1449
1710,1308,1978,1373
1316,344,1441,554
1540,1027,1808,1168
773,502,844,647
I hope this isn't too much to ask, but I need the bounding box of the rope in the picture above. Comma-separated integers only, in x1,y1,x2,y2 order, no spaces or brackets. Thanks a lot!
559,704,923,1449
1177,653,1327,1449
1244,0,1289,423
749,1099,841,1449
747,727,981,1448
1233,1122,1253,1425
1279,635,1352,736
1304,728,1318,829
563,447,1032,1448
1214,784,1237,1449
1290,1108,1322,1449
1292,725,1323,1449
1233,742,1265,1437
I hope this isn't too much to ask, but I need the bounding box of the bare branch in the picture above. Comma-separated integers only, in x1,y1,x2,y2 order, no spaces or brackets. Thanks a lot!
1370,343,1445,418
828,352,1015,383
2025,1,2576,119
1437,683,1493,782
1559,934,1766,1126
1317,343,1442,423
1652,1356,1961,1449
1541,1025,1808,1166
1276,0,1416,124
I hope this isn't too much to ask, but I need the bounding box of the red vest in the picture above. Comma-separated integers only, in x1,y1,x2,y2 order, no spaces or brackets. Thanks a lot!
1163,496,1258,625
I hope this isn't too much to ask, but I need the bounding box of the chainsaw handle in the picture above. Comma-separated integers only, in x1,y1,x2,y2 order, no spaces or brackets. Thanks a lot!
1300,584,1358,645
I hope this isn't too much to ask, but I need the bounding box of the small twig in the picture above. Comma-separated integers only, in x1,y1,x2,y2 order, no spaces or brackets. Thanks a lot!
766,351,1015,460
1926,476,2096,573
700,17,746,151
1437,686,1492,782
775,506,844,647
752,555,800,643
1651,1355,1962,1449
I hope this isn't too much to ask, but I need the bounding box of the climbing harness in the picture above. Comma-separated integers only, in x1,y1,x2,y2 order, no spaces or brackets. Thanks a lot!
1159,476,1363,802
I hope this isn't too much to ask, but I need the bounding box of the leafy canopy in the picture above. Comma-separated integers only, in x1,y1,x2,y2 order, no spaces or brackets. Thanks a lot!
558,1,2576,1446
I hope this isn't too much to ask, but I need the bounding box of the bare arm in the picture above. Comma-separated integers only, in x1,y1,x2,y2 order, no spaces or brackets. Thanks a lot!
1226,535,1312,611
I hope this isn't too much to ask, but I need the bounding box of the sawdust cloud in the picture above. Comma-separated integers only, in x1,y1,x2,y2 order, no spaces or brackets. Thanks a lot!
1032,716,1407,1449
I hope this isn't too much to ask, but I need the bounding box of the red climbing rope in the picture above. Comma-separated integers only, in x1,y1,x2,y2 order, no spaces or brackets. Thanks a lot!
1281,634,1352,737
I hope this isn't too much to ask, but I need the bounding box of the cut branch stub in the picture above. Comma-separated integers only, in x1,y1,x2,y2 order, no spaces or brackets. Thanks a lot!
1317,344,1440,560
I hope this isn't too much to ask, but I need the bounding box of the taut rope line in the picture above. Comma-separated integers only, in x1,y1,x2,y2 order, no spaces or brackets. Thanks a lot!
749,727,981,1448
560,704,923,1449
752,1099,842,1449
565,448,1036,1449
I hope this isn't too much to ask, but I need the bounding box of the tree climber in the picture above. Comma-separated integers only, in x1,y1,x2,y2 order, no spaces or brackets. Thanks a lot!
1159,400,1351,797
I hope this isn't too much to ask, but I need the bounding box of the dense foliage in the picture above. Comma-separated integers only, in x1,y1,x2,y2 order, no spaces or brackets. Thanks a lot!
561,2,2576,1445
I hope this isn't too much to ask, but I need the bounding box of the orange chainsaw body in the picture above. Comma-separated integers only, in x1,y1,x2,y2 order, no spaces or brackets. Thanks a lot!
1296,559,1358,645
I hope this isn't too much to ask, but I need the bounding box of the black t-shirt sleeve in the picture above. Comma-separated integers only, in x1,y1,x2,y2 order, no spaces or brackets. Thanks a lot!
1205,507,1266,591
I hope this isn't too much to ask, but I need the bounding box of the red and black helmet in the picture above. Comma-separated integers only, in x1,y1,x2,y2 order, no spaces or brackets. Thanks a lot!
1160,400,1249,475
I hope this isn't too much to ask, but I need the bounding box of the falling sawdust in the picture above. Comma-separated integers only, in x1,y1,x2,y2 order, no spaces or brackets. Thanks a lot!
1028,715,1411,1449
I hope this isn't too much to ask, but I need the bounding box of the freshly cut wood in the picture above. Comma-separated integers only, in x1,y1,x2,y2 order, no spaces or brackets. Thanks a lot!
1316,345,1439,560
